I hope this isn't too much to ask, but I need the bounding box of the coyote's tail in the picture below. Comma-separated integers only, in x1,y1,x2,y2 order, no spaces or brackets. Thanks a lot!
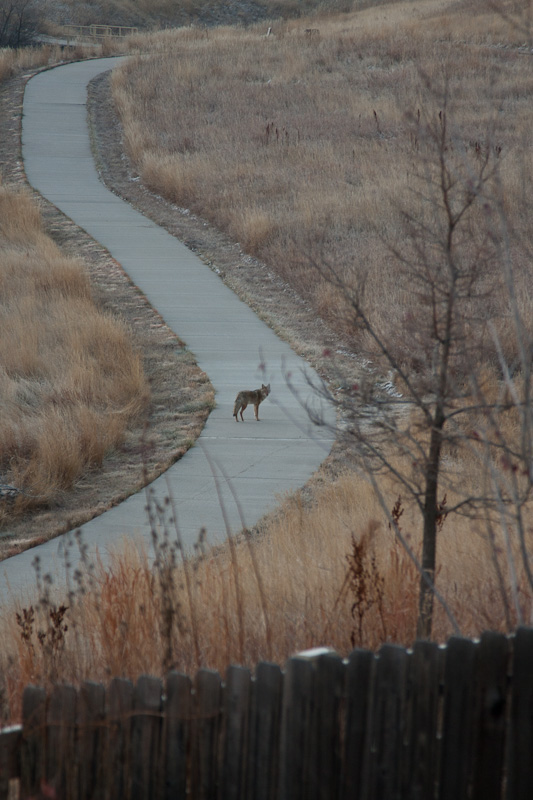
233,398,239,418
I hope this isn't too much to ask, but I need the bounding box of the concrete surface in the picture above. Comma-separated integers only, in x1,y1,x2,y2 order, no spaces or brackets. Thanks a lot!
0,57,335,603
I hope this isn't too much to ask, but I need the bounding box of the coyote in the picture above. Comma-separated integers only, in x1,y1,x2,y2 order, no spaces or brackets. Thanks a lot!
233,384,271,422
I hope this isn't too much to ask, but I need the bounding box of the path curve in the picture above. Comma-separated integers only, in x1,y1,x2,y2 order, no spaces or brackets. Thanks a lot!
0,57,335,601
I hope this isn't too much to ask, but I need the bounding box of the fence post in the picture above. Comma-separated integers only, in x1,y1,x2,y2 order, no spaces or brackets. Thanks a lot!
363,643,409,800
105,677,134,800
221,665,251,800
471,631,510,800
162,671,192,800
191,669,222,800
20,685,46,799
506,627,533,800
439,636,477,800
246,661,283,800
77,681,106,800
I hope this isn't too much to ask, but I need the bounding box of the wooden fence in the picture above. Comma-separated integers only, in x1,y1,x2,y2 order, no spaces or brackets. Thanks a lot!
1,629,532,799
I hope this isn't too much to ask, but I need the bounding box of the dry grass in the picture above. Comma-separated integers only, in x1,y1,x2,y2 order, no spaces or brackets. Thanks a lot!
0,35,139,86
0,45,91,84
1,463,530,721
0,183,150,518
2,0,533,720
111,0,533,364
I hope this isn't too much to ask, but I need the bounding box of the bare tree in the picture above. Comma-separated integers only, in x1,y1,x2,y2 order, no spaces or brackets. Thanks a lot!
0,0,39,47
309,87,533,639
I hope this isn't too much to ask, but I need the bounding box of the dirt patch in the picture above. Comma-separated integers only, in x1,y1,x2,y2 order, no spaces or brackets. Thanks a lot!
0,69,214,560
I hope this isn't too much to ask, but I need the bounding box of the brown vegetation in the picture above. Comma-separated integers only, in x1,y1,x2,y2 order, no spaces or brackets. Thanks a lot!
2,0,533,719
111,0,533,370
0,182,150,516
0,55,215,557
0,38,133,85
104,0,533,642
2,468,529,721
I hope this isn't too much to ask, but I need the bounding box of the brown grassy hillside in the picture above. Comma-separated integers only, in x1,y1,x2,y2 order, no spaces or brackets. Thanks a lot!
111,0,533,370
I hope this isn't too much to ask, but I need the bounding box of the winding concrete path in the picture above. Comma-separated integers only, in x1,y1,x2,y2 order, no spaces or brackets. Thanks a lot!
0,57,335,602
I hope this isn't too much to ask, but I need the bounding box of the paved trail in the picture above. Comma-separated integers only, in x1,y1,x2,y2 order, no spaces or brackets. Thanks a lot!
0,57,334,602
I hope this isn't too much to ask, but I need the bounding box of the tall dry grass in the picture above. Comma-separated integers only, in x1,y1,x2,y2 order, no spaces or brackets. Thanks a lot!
0,183,150,517
0,33,140,85
111,0,533,363
1,460,529,721
0,45,94,84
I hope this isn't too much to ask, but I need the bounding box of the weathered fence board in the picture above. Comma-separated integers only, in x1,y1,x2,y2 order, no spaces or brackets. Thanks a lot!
131,675,162,800
309,652,344,800
104,677,134,800
402,639,443,799
365,643,409,799
340,647,374,798
222,665,251,800
471,631,509,800
2,630,533,800
20,685,46,799
506,626,533,800
191,669,222,800
245,661,282,800
162,671,192,800
77,680,106,800
439,636,477,800
278,655,314,800
46,683,77,798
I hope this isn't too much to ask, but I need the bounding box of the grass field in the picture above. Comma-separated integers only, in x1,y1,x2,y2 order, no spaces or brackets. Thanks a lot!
0,182,150,518
111,0,533,368
2,0,533,719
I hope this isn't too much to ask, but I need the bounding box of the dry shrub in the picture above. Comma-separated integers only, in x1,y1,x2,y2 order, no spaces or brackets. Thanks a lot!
0,185,150,515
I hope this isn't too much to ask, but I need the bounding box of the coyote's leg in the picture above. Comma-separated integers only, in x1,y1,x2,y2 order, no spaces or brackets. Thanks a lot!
254,403,260,421
240,402,247,421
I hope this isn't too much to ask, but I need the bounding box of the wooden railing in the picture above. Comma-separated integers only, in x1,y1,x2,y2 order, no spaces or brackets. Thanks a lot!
63,24,138,40
1,629,532,799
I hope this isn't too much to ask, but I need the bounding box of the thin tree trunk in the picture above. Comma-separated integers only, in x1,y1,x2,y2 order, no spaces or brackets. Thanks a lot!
417,415,444,639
